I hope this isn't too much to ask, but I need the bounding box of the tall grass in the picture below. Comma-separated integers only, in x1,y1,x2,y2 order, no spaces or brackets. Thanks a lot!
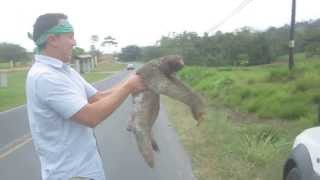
178,55,320,122
162,95,307,180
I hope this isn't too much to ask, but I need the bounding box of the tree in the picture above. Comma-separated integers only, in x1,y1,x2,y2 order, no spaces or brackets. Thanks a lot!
100,36,118,55
141,46,163,61
247,33,273,65
120,18,320,67
0,43,29,67
72,46,85,59
158,31,202,65
303,29,320,58
90,34,99,58
91,35,99,44
119,45,142,62
101,36,118,47
265,26,289,57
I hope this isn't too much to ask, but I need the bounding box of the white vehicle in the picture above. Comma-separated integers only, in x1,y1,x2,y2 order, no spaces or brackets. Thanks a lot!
283,127,320,180
127,63,134,70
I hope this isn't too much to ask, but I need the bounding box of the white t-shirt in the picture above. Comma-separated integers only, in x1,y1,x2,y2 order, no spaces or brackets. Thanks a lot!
26,55,106,180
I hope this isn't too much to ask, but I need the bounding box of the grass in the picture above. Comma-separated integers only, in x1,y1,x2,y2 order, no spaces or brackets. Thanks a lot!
0,62,10,69
0,70,28,111
161,53,319,179
178,53,320,122
0,60,125,112
162,86,308,180
82,61,125,83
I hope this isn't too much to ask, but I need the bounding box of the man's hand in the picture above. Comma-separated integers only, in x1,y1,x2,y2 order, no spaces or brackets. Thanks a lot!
125,73,145,94
72,73,145,128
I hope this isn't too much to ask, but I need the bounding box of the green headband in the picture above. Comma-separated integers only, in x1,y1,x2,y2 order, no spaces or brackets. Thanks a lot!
35,19,74,47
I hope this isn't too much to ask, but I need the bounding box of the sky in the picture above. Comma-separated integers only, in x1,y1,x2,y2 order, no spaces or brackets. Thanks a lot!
0,0,319,53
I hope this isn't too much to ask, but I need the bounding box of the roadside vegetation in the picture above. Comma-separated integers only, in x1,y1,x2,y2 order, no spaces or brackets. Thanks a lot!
180,53,320,122
162,53,319,180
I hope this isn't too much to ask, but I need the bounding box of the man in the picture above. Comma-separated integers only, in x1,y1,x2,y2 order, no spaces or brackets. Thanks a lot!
26,13,145,180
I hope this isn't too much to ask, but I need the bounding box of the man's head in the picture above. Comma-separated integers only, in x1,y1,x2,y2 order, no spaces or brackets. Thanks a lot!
32,13,76,62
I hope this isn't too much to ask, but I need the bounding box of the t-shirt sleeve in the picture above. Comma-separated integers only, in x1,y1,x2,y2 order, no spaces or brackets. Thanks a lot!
71,68,98,98
83,80,98,98
36,73,88,119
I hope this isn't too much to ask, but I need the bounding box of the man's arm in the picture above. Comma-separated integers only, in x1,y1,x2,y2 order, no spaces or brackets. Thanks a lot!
88,90,111,104
88,81,123,103
71,74,144,128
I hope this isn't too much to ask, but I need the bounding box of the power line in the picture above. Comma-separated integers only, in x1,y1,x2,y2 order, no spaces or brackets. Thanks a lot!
207,0,254,33
207,0,255,34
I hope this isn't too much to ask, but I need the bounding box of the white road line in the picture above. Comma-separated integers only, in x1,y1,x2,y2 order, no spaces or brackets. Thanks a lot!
0,105,25,115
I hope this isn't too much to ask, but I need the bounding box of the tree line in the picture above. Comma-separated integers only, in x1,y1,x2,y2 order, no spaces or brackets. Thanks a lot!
0,34,118,67
118,18,320,66
0,43,30,67
1,19,319,67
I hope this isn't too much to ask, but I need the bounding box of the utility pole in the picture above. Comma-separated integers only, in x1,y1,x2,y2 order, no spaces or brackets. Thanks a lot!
288,0,296,70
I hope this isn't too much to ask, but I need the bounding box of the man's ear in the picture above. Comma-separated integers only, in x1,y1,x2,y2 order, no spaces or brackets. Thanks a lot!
47,35,59,48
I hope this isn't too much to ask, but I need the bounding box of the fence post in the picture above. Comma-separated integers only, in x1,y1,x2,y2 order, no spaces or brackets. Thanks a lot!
80,59,84,74
0,71,8,88
75,60,80,73
91,58,95,70
85,60,89,72
94,56,98,66
10,60,14,69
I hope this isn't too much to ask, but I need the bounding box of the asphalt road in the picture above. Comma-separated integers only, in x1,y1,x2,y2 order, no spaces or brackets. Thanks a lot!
0,70,196,180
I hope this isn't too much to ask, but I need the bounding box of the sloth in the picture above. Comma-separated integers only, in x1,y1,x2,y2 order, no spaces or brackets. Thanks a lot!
127,55,205,168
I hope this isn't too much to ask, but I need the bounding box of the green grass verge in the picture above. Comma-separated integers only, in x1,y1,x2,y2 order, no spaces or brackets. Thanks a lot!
0,70,28,111
162,97,308,179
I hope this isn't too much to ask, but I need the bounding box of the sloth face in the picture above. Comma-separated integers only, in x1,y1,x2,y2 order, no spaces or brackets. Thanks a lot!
159,55,184,76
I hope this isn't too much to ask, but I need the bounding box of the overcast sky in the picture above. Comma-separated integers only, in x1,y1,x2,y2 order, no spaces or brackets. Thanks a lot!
0,0,319,53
